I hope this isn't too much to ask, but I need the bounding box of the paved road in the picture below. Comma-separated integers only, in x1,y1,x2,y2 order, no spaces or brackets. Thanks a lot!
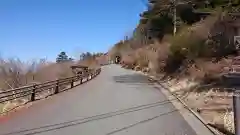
0,65,197,135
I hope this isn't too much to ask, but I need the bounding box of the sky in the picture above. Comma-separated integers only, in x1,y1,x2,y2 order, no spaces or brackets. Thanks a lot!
0,0,146,61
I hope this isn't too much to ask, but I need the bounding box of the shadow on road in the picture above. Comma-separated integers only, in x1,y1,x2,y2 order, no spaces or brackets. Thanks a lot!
1,98,177,135
113,74,154,85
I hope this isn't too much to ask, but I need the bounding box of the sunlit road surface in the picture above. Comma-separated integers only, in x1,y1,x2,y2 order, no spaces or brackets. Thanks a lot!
0,65,197,135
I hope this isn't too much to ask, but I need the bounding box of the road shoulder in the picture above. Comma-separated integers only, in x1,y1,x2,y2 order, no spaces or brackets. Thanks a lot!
129,70,214,135
153,83,214,135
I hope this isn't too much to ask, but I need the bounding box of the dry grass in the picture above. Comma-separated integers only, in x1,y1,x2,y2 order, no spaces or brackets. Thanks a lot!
116,12,234,84
119,41,171,74
187,59,226,82
121,54,136,69
108,41,133,61
150,42,170,73
0,59,75,90
183,88,234,133
0,56,101,114
0,56,101,91
163,78,234,134
109,10,236,135
95,54,109,65
134,48,149,68
34,61,74,81
0,58,44,89
77,58,99,69
116,14,222,76
170,13,220,59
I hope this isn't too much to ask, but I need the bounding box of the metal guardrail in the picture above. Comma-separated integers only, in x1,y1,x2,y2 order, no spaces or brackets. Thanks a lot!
0,68,101,103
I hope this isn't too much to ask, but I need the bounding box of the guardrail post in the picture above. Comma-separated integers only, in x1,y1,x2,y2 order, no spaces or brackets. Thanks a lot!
55,80,59,94
80,77,83,84
71,78,74,88
31,85,36,101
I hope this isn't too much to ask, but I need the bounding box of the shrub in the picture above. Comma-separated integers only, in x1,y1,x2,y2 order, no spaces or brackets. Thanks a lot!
171,13,221,58
164,51,186,74
162,13,222,74
121,54,137,69
146,42,170,73
0,58,49,89
134,48,149,68
187,59,226,83
0,57,77,90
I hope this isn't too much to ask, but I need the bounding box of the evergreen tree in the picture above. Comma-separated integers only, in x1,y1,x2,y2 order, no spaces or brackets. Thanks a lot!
56,52,69,63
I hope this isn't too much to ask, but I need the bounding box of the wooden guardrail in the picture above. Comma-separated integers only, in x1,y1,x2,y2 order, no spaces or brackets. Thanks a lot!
0,68,101,103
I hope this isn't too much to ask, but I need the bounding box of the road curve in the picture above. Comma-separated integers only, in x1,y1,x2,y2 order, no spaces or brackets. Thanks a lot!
0,65,197,135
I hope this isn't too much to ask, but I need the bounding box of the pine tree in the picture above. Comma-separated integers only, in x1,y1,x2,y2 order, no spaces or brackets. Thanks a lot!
56,52,69,63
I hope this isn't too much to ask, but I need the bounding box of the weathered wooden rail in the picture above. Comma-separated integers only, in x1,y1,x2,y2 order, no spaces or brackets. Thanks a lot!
0,68,101,103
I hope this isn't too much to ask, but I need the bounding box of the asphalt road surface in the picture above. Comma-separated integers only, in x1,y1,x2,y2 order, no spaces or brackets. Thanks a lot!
0,65,197,135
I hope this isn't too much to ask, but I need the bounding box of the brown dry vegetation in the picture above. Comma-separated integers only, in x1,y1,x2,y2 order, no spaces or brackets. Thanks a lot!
110,12,236,82
0,55,103,114
0,56,102,91
78,57,99,69
0,58,74,91
109,11,238,134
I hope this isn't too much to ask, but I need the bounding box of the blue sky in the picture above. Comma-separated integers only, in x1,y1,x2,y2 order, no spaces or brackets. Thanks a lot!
0,0,146,61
